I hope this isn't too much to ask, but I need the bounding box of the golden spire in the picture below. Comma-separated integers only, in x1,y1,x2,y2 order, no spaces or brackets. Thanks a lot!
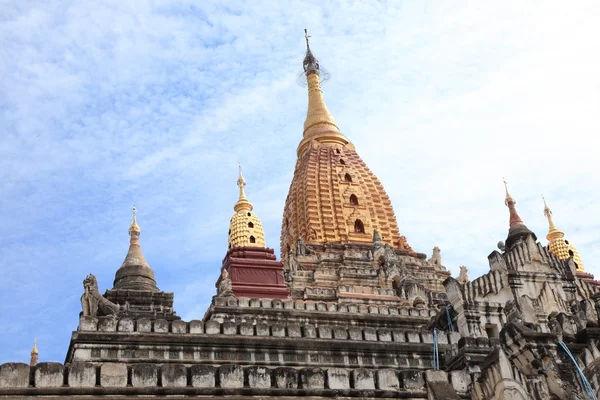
542,195,563,241
234,164,253,213
228,166,266,248
542,196,585,272
30,339,38,366
298,30,348,157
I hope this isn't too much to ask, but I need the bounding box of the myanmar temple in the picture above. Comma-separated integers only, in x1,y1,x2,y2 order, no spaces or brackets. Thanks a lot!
2,33,600,400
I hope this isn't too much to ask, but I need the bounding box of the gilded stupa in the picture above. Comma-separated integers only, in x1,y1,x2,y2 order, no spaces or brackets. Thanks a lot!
543,196,585,272
228,165,266,248
281,31,411,257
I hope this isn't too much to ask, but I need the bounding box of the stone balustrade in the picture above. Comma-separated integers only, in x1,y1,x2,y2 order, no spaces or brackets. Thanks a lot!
214,296,437,316
0,362,472,393
77,315,462,346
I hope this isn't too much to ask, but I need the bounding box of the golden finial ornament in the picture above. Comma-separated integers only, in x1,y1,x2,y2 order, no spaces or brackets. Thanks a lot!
30,339,38,366
234,164,252,213
228,165,266,248
541,196,585,272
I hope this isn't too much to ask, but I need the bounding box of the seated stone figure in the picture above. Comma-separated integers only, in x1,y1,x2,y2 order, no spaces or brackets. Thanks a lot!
80,274,119,317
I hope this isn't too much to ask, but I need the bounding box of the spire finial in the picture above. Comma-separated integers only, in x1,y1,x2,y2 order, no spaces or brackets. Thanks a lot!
30,339,38,366
542,195,563,240
129,205,140,235
304,28,311,49
234,164,252,213
503,177,513,205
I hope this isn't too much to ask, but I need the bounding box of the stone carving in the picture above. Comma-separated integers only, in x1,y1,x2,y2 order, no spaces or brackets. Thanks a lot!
570,300,588,331
456,266,469,284
217,269,234,297
428,247,441,266
296,238,315,256
80,274,119,317
504,300,524,325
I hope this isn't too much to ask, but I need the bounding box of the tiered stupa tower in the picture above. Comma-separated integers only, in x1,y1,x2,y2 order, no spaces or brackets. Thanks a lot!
215,167,289,299
281,32,450,303
281,31,412,258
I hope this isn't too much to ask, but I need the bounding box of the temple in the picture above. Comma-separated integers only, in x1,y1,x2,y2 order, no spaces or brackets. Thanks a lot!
1,32,600,400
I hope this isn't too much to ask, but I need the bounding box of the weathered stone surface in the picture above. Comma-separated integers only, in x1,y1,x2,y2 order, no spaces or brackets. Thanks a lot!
407,331,420,343
261,299,272,308
137,318,152,332
274,367,298,389
327,368,349,389
219,365,243,388
272,323,285,337
392,330,406,342
205,320,221,335
425,370,460,400
154,319,168,333
450,370,470,392
214,297,227,307
300,368,324,389
448,331,461,344
78,316,98,331
237,298,249,307
189,320,204,334
303,324,316,338
223,321,237,335
250,298,261,308
377,369,399,390
0,363,29,388
283,299,294,309
349,327,363,340
318,325,333,339
378,328,392,341
256,323,269,336
117,318,134,332
421,330,433,344
68,362,96,388
333,326,348,339
240,322,254,335
272,299,283,308
98,316,117,332
100,363,127,387
353,368,375,390
131,364,158,387
401,370,424,389
190,365,216,388
246,366,271,388
171,320,187,334
161,364,187,387
34,362,64,388
363,327,377,341
287,324,301,337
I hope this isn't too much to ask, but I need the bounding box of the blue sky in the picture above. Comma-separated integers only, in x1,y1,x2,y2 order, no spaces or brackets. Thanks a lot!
1,1,599,363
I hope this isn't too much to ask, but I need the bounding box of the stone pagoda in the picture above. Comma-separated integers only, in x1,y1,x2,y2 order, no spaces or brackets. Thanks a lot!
2,32,600,400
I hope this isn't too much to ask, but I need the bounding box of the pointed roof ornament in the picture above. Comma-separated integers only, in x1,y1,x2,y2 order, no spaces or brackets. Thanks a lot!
113,206,159,291
502,178,536,248
542,195,563,240
129,205,140,235
234,163,253,213
30,339,38,366
299,29,346,153
542,196,585,272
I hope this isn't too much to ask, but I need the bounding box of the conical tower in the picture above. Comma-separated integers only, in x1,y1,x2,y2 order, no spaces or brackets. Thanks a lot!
281,31,411,258
217,167,290,299
543,196,585,272
113,207,159,291
502,179,536,249
228,166,266,248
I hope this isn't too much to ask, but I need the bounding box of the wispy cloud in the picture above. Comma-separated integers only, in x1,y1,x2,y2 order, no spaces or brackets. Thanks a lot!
1,0,599,363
